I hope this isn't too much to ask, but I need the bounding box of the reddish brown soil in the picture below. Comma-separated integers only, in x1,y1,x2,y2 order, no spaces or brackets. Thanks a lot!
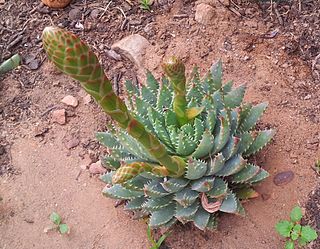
1,0,319,249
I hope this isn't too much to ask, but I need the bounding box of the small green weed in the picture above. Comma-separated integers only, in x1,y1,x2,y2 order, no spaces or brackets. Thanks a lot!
275,206,318,248
314,159,320,175
147,226,170,249
140,0,152,11
311,159,320,176
45,212,70,234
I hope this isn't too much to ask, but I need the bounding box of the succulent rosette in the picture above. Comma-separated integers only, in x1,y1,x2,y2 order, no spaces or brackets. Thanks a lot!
42,26,274,230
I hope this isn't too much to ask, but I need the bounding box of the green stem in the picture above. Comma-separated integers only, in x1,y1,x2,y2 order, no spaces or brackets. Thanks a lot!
0,54,20,75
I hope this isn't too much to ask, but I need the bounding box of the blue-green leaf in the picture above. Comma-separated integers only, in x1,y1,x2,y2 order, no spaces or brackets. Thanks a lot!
185,159,207,180
244,130,275,157
210,60,222,90
224,84,246,108
193,207,210,230
238,102,268,133
149,203,176,228
102,185,143,200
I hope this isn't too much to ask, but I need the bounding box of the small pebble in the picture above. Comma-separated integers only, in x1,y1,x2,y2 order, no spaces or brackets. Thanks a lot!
273,171,294,186
80,164,87,170
90,9,100,19
69,8,81,20
61,95,78,107
27,59,40,70
89,160,106,174
64,137,80,149
34,125,49,137
195,3,215,25
243,55,250,61
51,109,66,125
75,22,84,30
24,54,39,70
304,94,311,100
83,94,92,105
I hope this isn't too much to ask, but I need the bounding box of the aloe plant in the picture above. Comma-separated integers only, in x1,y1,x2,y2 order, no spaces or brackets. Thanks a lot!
276,206,318,248
42,26,275,230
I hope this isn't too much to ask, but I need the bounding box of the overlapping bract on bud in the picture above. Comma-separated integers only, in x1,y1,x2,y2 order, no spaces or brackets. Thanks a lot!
162,56,186,91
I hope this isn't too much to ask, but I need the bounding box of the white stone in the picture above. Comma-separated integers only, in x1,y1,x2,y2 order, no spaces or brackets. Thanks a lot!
61,95,78,107
195,3,215,25
83,94,92,105
111,34,151,68
51,109,66,125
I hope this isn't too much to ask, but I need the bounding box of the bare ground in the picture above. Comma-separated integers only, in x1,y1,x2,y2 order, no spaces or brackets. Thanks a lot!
1,0,319,248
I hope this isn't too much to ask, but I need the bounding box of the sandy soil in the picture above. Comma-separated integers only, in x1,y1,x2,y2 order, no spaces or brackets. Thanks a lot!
1,0,319,249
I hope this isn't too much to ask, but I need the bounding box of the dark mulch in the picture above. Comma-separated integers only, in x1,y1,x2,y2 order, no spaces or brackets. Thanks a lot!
0,138,15,176
284,0,320,81
303,185,320,249
231,0,320,82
